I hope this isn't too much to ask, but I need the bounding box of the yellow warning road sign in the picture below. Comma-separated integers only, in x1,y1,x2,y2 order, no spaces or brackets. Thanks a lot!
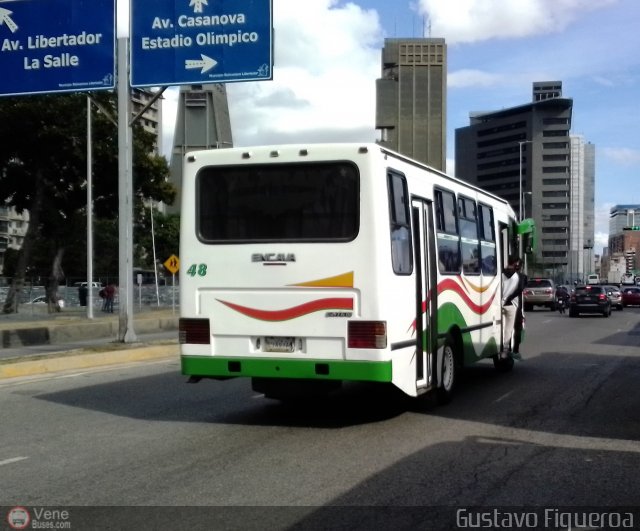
164,254,180,274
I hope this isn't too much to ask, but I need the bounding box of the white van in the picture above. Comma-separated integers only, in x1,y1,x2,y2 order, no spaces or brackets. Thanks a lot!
586,274,600,285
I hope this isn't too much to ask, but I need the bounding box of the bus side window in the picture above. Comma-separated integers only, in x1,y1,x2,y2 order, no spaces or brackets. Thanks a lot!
459,197,480,275
434,188,461,274
478,204,497,275
387,172,412,275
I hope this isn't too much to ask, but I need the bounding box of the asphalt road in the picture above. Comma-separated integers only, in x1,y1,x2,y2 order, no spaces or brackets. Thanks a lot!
1,307,639,530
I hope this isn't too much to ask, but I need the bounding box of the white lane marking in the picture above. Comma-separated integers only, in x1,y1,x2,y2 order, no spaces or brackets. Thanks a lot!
0,456,29,467
494,391,514,403
0,358,176,388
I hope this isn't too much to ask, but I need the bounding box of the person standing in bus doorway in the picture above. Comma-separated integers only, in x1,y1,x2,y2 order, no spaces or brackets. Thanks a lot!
512,258,527,359
501,255,521,359
104,283,117,313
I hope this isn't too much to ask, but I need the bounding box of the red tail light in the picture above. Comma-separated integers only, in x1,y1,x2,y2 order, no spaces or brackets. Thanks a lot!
179,318,211,344
598,293,606,301
348,321,387,349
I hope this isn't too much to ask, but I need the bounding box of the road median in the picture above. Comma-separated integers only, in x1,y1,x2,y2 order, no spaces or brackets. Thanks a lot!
0,341,179,379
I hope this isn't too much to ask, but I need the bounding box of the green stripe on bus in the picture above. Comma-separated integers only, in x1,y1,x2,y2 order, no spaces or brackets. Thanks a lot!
181,356,392,382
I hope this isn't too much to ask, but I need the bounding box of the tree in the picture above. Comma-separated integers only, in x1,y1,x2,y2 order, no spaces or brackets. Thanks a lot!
135,210,180,272
0,92,176,313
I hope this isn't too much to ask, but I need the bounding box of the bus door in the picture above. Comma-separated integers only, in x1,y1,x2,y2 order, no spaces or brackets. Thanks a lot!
498,222,515,350
411,198,437,392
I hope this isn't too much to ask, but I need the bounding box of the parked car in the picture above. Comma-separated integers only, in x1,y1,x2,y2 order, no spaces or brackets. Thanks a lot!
29,295,65,308
569,285,611,317
621,287,640,307
523,278,555,311
73,281,102,288
603,285,623,310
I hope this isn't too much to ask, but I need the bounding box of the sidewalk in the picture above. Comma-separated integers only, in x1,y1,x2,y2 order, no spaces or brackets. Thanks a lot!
1,305,178,347
0,305,180,379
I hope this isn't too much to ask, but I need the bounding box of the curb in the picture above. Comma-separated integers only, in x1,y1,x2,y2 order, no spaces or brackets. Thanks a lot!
0,343,179,380
0,315,179,348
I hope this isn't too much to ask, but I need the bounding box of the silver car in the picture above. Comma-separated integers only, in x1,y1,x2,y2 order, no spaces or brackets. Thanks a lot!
603,285,623,310
523,278,556,311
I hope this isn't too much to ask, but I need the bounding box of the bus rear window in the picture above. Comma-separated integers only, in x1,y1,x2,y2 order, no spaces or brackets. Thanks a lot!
197,162,359,242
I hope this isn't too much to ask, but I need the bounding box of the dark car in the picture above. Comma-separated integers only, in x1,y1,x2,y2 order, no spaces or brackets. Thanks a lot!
569,285,611,317
621,287,640,307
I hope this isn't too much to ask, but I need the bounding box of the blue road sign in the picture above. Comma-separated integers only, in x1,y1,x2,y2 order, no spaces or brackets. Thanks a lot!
0,0,115,97
130,0,273,88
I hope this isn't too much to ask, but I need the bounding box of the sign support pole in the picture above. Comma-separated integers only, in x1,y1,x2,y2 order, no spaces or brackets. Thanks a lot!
117,36,136,342
86,96,94,319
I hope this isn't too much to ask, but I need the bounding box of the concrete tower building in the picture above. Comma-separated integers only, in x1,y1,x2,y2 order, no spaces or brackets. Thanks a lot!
375,38,447,170
168,84,233,213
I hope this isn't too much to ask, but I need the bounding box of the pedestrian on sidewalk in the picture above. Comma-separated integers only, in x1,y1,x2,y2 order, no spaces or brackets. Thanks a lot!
104,283,116,313
99,286,107,311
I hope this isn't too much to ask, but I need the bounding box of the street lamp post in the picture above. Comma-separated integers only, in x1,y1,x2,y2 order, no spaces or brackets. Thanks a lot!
518,140,533,220
518,140,533,273
522,191,532,218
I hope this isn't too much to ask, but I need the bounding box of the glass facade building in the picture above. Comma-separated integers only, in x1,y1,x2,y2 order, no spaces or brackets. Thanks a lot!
454,82,595,282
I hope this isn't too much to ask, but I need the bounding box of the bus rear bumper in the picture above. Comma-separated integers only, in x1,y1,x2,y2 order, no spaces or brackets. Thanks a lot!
181,355,392,383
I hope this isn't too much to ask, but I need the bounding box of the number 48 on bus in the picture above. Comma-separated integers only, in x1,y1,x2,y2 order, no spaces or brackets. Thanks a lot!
186,263,207,277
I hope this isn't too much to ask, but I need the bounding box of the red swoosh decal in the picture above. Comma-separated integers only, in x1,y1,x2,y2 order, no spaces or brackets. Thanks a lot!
438,278,498,314
409,279,499,333
217,298,353,321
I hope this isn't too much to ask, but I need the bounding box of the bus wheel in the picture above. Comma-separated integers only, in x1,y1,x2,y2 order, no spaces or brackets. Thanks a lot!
493,354,514,372
436,335,457,405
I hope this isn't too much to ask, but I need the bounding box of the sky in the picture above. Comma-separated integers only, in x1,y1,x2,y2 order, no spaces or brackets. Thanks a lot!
119,0,640,254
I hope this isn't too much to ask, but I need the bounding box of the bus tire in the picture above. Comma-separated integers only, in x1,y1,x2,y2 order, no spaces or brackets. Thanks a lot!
493,354,514,372
436,334,457,405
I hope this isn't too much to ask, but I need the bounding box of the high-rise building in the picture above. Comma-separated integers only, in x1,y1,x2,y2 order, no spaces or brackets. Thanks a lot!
533,81,563,101
604,205,640,280
131,88,163,154
0,206,29,275
568,136,596,279
455,81,594,282
375,38,447,170
609,204,640,234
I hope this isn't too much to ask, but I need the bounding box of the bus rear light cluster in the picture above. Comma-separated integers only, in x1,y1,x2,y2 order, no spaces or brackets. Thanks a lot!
348,321,387,349
179,318,211,344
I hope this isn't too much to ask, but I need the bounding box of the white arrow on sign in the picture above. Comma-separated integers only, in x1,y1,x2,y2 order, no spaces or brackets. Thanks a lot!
189,0,208,14
0,8,18,33
185,54,217,74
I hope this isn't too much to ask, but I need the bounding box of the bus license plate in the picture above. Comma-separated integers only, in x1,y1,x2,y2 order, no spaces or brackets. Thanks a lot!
264,336,295,353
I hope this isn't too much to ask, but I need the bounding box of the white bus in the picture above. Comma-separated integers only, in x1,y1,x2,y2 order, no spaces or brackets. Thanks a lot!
179,143,534,403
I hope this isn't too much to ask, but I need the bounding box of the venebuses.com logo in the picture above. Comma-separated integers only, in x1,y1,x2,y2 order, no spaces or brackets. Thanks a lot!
6,506,72,529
